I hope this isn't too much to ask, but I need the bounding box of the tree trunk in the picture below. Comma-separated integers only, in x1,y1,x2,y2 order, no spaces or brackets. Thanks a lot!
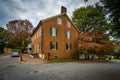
91,54,94,60
98,53,101,60
84,54,87,60
87,55,90,60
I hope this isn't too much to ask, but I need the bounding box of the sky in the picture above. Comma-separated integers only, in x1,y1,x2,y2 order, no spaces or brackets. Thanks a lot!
0,0,99,28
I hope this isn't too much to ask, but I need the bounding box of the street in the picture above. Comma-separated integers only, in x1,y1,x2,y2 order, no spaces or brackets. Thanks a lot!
0,54,120,80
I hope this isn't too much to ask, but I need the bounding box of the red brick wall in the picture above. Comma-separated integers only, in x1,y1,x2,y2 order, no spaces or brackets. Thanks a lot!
42,15,79,59
32,14,79,59
32,26,42,54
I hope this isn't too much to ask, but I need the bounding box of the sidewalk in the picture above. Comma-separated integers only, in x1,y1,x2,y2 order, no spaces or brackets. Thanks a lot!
20,54,47,64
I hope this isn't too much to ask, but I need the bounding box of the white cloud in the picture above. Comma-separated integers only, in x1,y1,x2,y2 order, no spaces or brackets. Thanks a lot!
0,0,99,28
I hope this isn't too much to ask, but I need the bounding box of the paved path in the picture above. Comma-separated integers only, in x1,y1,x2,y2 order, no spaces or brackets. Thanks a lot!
0,55,120,80
0,53,10,60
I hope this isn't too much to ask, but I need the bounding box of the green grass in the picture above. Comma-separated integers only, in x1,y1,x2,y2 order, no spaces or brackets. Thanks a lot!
48,58,77,63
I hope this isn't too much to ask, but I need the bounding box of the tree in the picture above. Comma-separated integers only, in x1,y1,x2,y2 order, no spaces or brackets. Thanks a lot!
84,0,120,39
0,27,4,41
0,27,5,53
78,31,114,60
4,20,33,49
113,41,120,59
72,4,108,33
17,41,27,53
100,0,120,39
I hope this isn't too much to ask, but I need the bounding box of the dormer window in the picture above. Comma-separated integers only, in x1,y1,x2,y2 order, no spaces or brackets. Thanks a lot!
57,17,62,25
67,21,71,28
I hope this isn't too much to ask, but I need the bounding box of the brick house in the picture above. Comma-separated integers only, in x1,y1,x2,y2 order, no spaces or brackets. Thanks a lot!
31,6,79,59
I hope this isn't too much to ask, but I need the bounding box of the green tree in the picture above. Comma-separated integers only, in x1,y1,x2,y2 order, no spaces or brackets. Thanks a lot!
0,27,5,53
0,27,4,40
84,0,120,39
100,0,120,39
17,41,27,53
4,20,33,49
72,4,109,33
113,41,120,59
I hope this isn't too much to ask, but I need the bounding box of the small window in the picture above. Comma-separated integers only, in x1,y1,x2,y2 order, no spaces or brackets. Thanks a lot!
35,33,37,39
66,31,71,39
57,17,62,25
50,27,57,36
67,21,71,28
39,28,41,36
37,31,39,38
29,48,32,50
50,42,58,50
39,42,42,49
66,43,71,50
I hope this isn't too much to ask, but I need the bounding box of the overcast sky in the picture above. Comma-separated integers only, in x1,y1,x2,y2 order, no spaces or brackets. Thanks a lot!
0,0,99,28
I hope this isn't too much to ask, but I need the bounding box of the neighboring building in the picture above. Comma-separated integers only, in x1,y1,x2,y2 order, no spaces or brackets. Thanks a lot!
31,6,79,59
27,43,32,54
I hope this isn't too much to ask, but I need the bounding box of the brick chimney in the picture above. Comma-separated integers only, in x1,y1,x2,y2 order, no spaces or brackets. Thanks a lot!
61,6,67,14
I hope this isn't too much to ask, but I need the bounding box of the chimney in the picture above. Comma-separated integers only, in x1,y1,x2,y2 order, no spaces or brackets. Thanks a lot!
61,6,67,14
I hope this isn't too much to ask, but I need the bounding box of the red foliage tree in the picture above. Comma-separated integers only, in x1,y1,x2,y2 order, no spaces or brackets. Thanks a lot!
78,31,114,60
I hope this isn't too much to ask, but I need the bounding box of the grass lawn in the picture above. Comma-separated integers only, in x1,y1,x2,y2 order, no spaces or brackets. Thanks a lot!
48,58,77,63
47,58,109,63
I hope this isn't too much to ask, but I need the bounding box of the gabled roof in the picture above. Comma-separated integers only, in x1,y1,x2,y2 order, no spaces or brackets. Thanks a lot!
31,13,80,37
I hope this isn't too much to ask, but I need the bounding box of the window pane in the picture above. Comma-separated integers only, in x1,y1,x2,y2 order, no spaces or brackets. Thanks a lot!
52,28,56,36
50,28,57,36
57,17,62,25
39,42,42,49
66,43,71,50
67,21,71,28
50,42,58,50
39,28,41,36
66,31,71,39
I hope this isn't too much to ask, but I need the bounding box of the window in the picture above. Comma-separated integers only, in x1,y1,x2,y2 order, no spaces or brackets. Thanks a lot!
50,42,58,50
35,33,37,39
66,31,71,39
39,29,42,36
39,42,42,49
57,17,62,25
67,21,71,28
29,48,32,50
37,31,39,38
66,43,71,50
50,27,57,36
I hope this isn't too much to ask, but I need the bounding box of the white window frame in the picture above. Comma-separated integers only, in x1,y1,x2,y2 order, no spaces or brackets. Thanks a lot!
39,42,42,50
57,17,62,25
51,27,57,36
66,31,71,39
50,42,58,50
66,43,71,50
39,28,41,36
67,21,71,28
